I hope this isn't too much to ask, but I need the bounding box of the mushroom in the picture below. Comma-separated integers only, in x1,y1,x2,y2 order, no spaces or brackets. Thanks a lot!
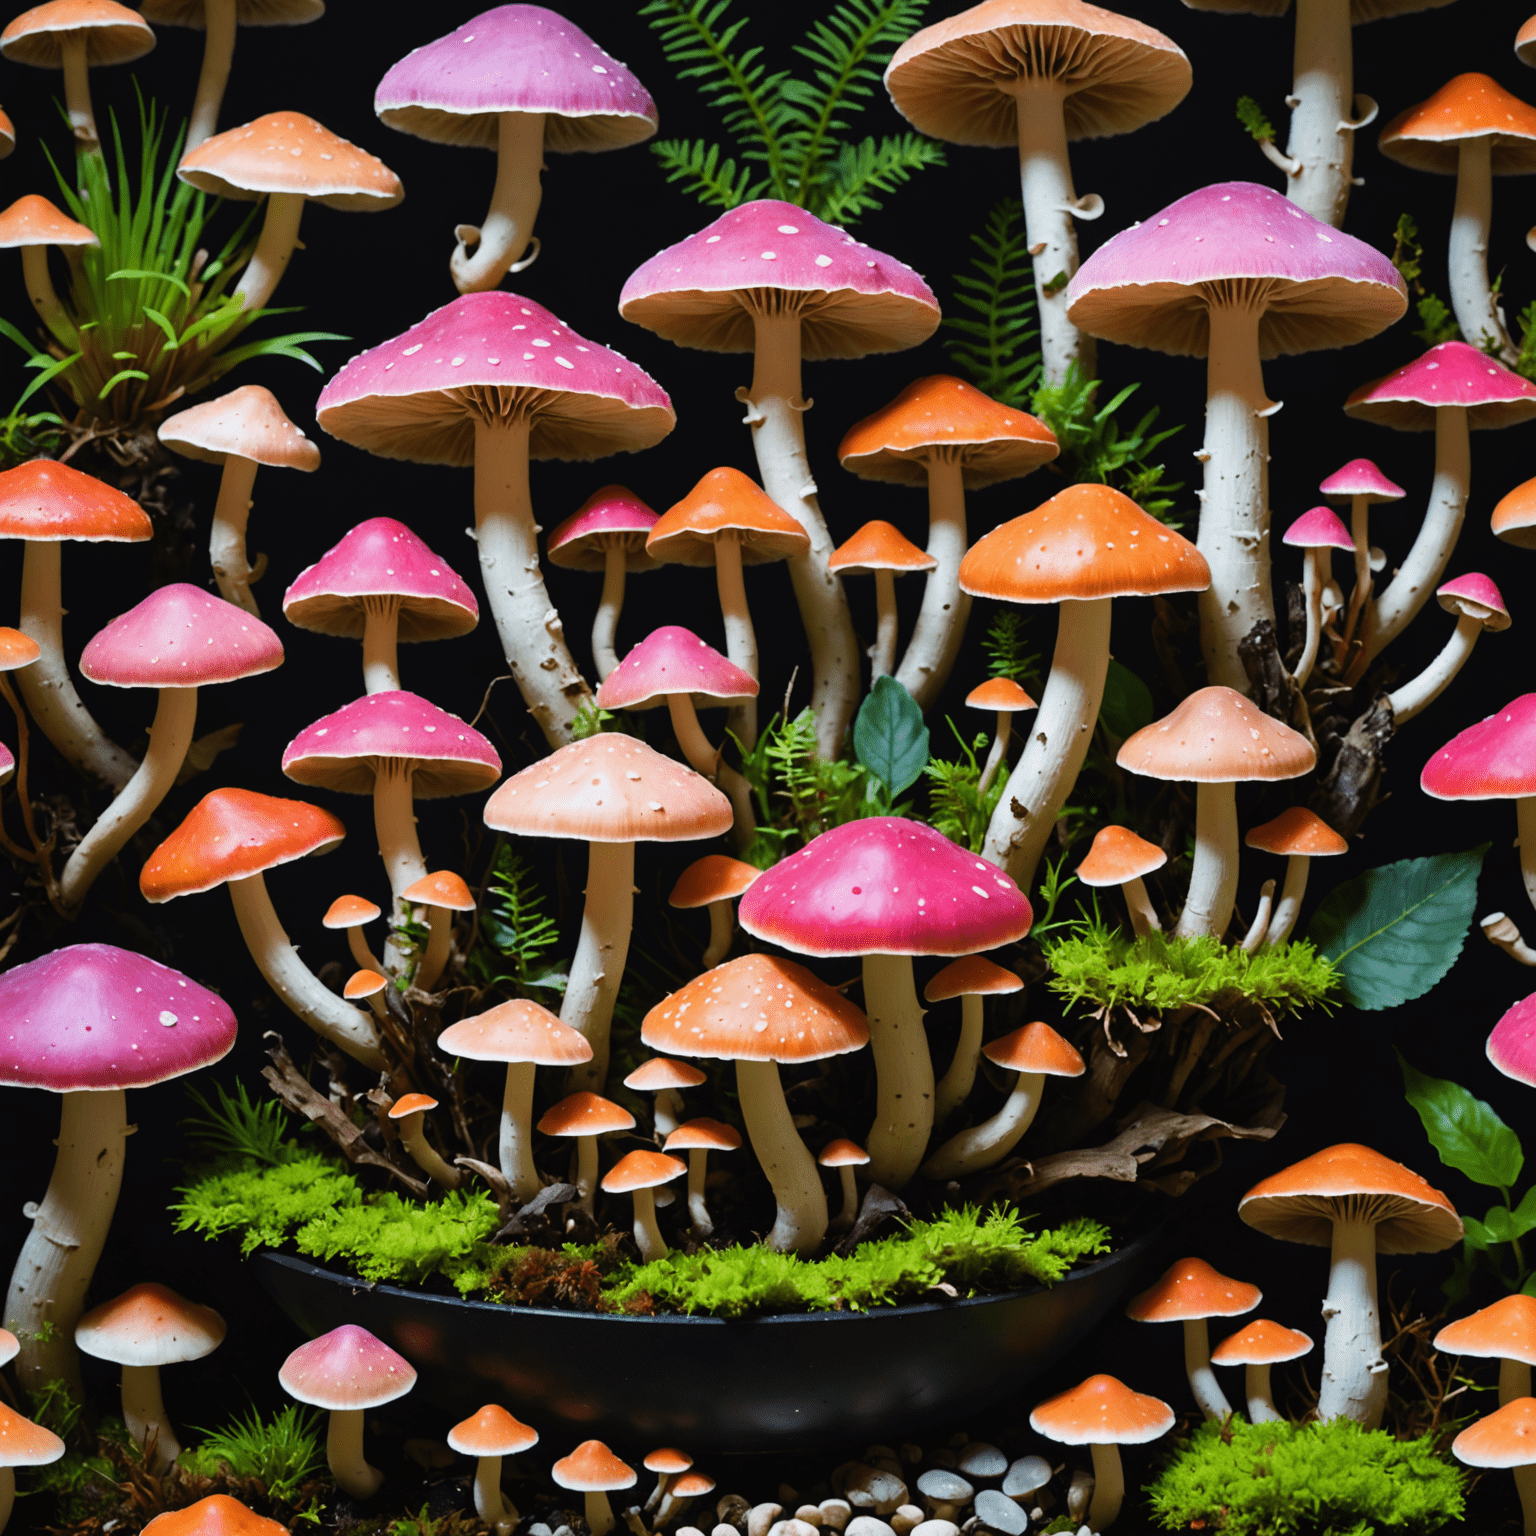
278,1324,415,1499
438,1001,593,1202
1387,573,1510,725
925,956,1023,1126
1319,458,1406,650
1001,1457,1051,1506
885,2,1190,384
1281,506,1354,686
282,516,478,694
483,734,732,1090
623,1057,707,1140
920,1022,1084,1182
1075,826,1167,937
536,1091,636,1215
642,953,870,1255
1124,1257,1263,1421
1436,1295,1536,1406
387,1093,461,1190
656,1469,716,1529
550,1441,637,1536
141,1497,287,1536
1494,475,1536,549
818,1138,870,1234
316,292,675,748
0,945,236,1394
1211,1320,1313,1424
642,1449,692,1516
0,194,97,347
621,201,938,759
323,894,383,973
546,487,660,680
829,522,936,682
1028,1375,1174,1531
1245,806,1348,946
0,107,14,159
1523,15,1536,64
1239,1142,1462,1427
602,1150,686,1263
0,1403,63,1535
967,680,1037,797
402,869,475,991
665,1119,741,1238
962,483,1209,888
669,855,760,969
447,1405,538,1536
1117,687,1316,940
140,786,383,1068
345,969,386,1018
838,376,1058,709
74,1282,225,1469
1483,913,1536,968
915,1471,972,1525
159,386,322,616
1453,1398,1536,1536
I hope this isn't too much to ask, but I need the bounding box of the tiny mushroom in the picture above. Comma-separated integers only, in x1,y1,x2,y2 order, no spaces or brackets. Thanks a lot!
602,1149,688,1261
0,193,97,347
1494,475,1536,549
447,1405,538,1536
624,1056,707,1140
1075,825,1167,937
347,960,389,1015
537,1091,636,1214
387,1093,461,1190
956,1443,1006,1481
550,1440,637,1536
1281,506,1355,686
656,1469,716,1528
1523,14,1536,66
0,106,13,158
1001,1456,1051,1505
1245,806,1349,947
1386,572,1510,725
402,869,476,991
1453,1399,1536,1536
1210,1320,1313,1424
818,1138,870,1234
966,678,1036,796
1319,457,1406,648
668,854,760,969
140,1496,288,1536
642,1448,692,1515
926,955,1023,1126
325,894,384,974
663,1118,741,1237
828,521,936,682
1435,1293,1536,1405
0,1402,63,1534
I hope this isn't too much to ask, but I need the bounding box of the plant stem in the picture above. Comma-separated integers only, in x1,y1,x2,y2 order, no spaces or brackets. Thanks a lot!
736,1057,826,1255
451,112,545,294
1341,495,1372,646
861,953,934,1191
895,454,969,709
1246,1361,1280,1422
208,455,262,615
561,840,634,1093
234,191,306,312
186,0,238,150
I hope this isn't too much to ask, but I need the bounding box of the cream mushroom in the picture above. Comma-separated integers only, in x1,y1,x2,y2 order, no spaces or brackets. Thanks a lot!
819,1138,870,1233
1245,806,1348,946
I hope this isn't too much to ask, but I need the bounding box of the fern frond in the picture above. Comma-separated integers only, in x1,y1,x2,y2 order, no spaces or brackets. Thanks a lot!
650,138,761,209
942,198,1042,409
818,133,946,223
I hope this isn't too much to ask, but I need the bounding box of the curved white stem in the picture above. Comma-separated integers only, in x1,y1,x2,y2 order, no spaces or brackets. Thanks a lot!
592,545,626,681
1239,879,1275,955
1184,1316,1234,1421
373,763,426,972
573,1135,598,1215
687,1147,713,1237
653,1088,681,1139
1246,1362,1280,1423
1258,137,1302,177
1265,854,1312,948
326,1408,382,1499
1386,613,1481,724
233,192,306,312
895,457,970,708
397,1112,461,1189
736,1058,826,1255
715,533,758,749
631,1186,667,1262
1449,138,1516,363
416,904,452,991
1086,1445,1124,1532
499,1060,540,1202
1122,875,1161,936
21,246,75,346
473,1455,513,1536
561,840,634,1093
1342,497,1372,647
1520,797,1536,917
347,928,386,975
1484,911,1536,967
451,112,545,295
1176,781,1239,940
122,1363,178,1470
933,994,983,1126
361,599,402,694
586,1492,616,1536
60,35,97,151
861,953,934,1191
921,1069,1045,1181
185,0,237,151
702,900,734,969
1294,550,1323,688
978,712,1012,796
1282,0,1355,227
208,456,261,615
833,1166,859,1231
666,695,755,850
1318,1217,1385,1427
870,569,898,681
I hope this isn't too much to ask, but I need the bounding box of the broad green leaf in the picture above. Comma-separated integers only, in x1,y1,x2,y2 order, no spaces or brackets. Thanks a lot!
1463,1218,1491,1253
1098,659,1154,741
853,676,929,799
1399,1051,1523,1189
1482,1201,1536,1245
1307,844,1488,1009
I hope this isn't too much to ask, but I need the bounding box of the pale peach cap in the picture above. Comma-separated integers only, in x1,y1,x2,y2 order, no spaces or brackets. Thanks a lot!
600,1149,686,1193
323,893,380,928
1211,1319,1312,1366
669,854,759,908
924,955,1022,1002
665,1118,742,1152
1,0,154,66
625,1057,707,1092
159,385,321,471
537,1091,636,1137
0,193,97,249
1435,1294,1536,1363
1126,1257,1261,1323
1076,824,1167,885
1118,686,1316,784
403,870,474,910
438,999,593,1066
829,520,936,575
75,1282,226,1366
1454,1397,1536,1468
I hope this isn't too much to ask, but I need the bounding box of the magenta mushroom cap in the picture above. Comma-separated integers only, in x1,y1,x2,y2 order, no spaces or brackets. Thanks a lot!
1421,694,1536,801
547,485,659,572
1064,181,1406,358
1489,991,1536,1087
0,944,237,1092
619,199,941,359
1438,572,1511,629
278,1324,417,1411
0,741,12,785
738,817,1033,958
1319,457,1406,502
374,4,657,153
1282,506,1354,551
282,691,502,798
596,625,759,711
1344,341,1536,431
79,583,283,689
315,292,675,466
282,517,478,641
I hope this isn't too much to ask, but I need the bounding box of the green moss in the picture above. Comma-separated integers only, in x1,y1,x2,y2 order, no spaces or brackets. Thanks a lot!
294,1188,503,1287
171,1151,363,1255
1146,1418,1465,1536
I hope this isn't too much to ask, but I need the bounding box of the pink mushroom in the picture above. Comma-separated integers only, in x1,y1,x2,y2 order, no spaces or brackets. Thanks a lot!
1489,992,1536,1084
1281,506,1354,687
1387,573,1509,724
1319,457,1406,649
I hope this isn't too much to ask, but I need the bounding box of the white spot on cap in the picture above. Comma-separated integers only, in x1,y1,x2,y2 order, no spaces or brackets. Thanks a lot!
403,344,422,355
159,1011,178,1027
777,224,799,234
815,254,833,267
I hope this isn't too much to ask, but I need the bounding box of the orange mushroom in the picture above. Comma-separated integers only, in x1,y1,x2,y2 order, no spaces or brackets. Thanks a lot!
402,869,475,990
828,520,935,680
1075,825,1167,937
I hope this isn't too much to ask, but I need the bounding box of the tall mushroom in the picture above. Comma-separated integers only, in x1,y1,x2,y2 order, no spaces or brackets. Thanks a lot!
829,522,936,683
969,678,1037,796
601,1150,686,1263
925,956,1023,1126
537,1091,634,1214
1319,457,1405,649
1435,1295,1536,1407
664,1119,740,1238
1075,825,1167,936
316,292,675,748
1386,573,1509,725
1211,1320,1313,1423
1244,805,1347,945
0,194,97,347
669,855,759,970
447,1405,538,1536
1281,506,1354,686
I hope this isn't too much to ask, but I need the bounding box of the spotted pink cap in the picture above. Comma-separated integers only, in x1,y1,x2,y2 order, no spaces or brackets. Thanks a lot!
1438,573,1510,630
619,199,940,359
738,816,1032,958
80,584,283,688
0,742,13,784
278,1324,416,1411
547,485,659,573
1319,458,1405,502
282,691,501,797
596,625,758,711
1421,694,1536,800
1282,506,1353,551
1345,341,1536,431
1489,991,1536,1087
283,518,478,642
0,943,236,1091
316,292,675,464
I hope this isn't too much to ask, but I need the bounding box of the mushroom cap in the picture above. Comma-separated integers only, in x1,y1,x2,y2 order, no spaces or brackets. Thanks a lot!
80,583,284,689
484,733,733,844
0,628,43,671
343,970,385,1000
1075,824,1167,886
1117,686,1317,784
447,1403,539,1458
1436,1294,1536,1362
75,1282,226,1366
1210,1319,1313,1366
966,678,1037,712
1065,181,1407,358
669,854,760,909
923,954,1023,1002
0,1401,65,1468
619,199,940,360
1282,506,1354,551
402,870,475,910
1028,1374,1175,1446
1522,13,1536,66
0,943,236,1091
374,5,657,154
1453,1398,1536,1469
1125,1256,1261,1323
0,459,151,542
1380,73,1536,175
537,1090,636,1136
1319,457,1406,503
818,1136,870,1168
0,192,97,248
278,1323,416,1410
1,0,153,66
0,742,13,786
551,1440,637,1492
739,816,1033,958
1245,806,1348,857
178,111,403,209
1488,991,1536,1087
323,894,380,928
917,1469,974,1503
642,953,870,1064
438,998,593,1067
596,626,759,712
141,787,345,900
0,1330,17,1368
643,1448,693,1475
1438,572,1511,631
884,0,1190,147
829,521,937,575
647,467,811,566
837,375,1058,489
1344,341,1536,432
0,108,12,158
141,0,324,25
1421,694,1536,800
159,385,321,471
388,1092,438,1119
282,517,478,642
547,486,660,572
669,1471,716,1497
959,482,1210,603
1239,1143,1462,1252
141,1496,288,1536
665,1118,742,1153
624,1057,708,1092
282,691,501,798
317,292,675,465
601,1149,686,1193
984,1021,1084,1077
1493,476,1536,548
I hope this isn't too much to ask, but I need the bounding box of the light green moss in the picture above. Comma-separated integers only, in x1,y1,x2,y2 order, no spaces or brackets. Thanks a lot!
171,1151,362,1255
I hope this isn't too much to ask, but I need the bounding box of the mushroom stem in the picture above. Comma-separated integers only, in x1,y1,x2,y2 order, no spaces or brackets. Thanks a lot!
832,1166,859,1231
499,1061,540,1202
574,1135,598,1215
1239,880,1275,955
226,873,385,1068
895,454,970,710
1503,1357,1533,1407
0,1468,14,1533
1520,796,1536,917
1385,612,1483,724
1484,912,1536,967
561,840,635,1092
1265,854,1313,948
665,694,756,851
715,531,759,749
585,1491,616,1536
17,542,137,788
416,905,452,991
736,1057,827,1255
921,1069,1046,1181
983,598,1112,889
1184,1316,1234,1421
347,928,386,975
744,309,859,761
59,34,98,152
233,191,306,312
373,763,427,971
450,111,545,295
326,1407,383,1499
397,1111,461,1189
361,598,402,694
978,711,1012,796
934,994,984,1126
5,1089,126,1397
473,417,593,747
472,1455,513,1535
1341,496,1372,647
686,1147,713,1236
702,899,734,969
121,1363,178,1471
1086,1443,1124,1531
21,246,76,346
1282,0,1356,227
1515,1466,1536,1536
592,544,627,681
185,0,237,151
870,568,898,681
208,455,262,616
861,953,935,1191
1448,137,1516,363
1245,1362,1281,1423
1176,781,1240,940
630,1186,667,1262
1293,549,1323,688
1317,1215,1386,1427
1121,875,1161,936
653,1088,682,1139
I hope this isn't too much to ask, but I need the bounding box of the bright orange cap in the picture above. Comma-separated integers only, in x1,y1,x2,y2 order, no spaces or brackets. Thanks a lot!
344,969,386,1000
388,1092,438,1119
1246,806,1348,857
1493,477,1536,549
1435,1294,1536,1362
669,1471,716,1497
1029,1374,1175,1446
669,854,760,908
924,955,1022,1002
551,1440,637,1492
1520,14,1536,67
0,628,41,671
1453,1397,1536,1469
1125,1257,1261,1324
160,385,322,472
141,1497,287,1536
984,1021,1085,1077
403,870,475,910
0,1399,64,1468
0,193,97,248
0,459,151,542
1118,687,1316,784
323,894,381,928
1,0,154,67
1210,1319,1312,1366
75,1282,225,1367
643,1447,693,1474
647,467,810,566
665,1118,742,1153
624,1057,708,1092
537,1091,636,1137
438,999,593,1067
1076,825,1167,886
817,1137,869,1168
601,1149,686,1194
1380,73,1536,174
0,108,11,157
447,1404,539,1458
828,520,936,575
966,677,1036,712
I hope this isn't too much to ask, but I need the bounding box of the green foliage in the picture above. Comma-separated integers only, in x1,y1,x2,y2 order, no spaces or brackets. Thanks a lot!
1098,659,1154,743
641,0,943,223
1307,845,1487,1010
294,1188,503,1287
924,722,1005,852
180,1080,290,1167
172,1150,362,1255
1147,1417,1465,1536
1511,299,1536,382
738,707,876,864
1391,215,1460,347
571,699,616,739
0,408,66,470
982,610,1041,691
853,675,929,802
941,198,1041,409
1236,95,1277,143
182,1405,325,1504
1414,295,1461,348
462,843,566,994
25,1383,116,1516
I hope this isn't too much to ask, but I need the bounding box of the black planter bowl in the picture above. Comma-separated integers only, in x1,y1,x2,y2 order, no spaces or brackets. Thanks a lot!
255,1231,1158,1452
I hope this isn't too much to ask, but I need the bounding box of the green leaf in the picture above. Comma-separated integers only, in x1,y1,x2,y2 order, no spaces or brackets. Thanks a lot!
1098,659,1153,741
853,676,929,799
1398,1051,1523,1189
1463,1217,1491,1253
1481,1201,1536,1245
1306,844,1488,1009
